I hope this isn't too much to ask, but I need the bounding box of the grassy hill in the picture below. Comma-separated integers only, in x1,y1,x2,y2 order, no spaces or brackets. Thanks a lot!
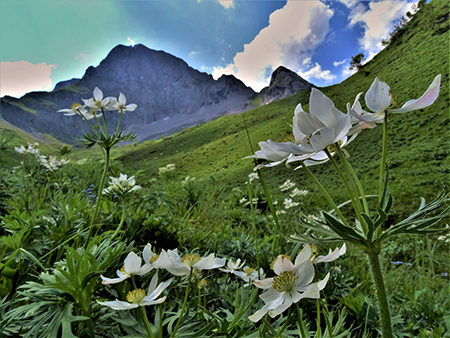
118,0,449,221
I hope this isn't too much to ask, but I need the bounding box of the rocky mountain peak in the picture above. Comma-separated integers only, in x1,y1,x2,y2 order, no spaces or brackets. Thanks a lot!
261,66,314,105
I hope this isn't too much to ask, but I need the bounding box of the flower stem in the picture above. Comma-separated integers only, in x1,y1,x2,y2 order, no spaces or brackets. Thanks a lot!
110,201,127,241
141,306,155,338
171,270,193,338
295,303,308,337
84,147,110,247
366,250,393,338
325,149,363,221
275,307,292,338
379,114,389,202
299,161,348,226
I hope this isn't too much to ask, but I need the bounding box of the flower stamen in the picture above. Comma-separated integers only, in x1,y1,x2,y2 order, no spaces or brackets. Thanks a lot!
126,289,146,304
272,271,298,292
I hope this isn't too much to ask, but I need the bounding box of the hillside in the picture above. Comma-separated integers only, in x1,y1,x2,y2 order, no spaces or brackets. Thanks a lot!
118,0,449,220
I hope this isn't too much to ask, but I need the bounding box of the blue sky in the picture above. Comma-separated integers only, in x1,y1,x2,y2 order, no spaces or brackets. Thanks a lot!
0,0,417,98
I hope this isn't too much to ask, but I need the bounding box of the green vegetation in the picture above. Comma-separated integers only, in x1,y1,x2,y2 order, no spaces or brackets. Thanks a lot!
0,0,448,337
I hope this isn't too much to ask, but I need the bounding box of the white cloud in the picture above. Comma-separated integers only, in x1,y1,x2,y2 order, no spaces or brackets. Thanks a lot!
333,59,347,67
213,1,334,91
343,0,417,59
217,0,234,9
0,61,56,98
299,63,336,83
127,37,135,45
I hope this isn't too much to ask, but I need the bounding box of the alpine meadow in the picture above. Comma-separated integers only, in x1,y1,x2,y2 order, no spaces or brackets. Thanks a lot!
0,0,449,337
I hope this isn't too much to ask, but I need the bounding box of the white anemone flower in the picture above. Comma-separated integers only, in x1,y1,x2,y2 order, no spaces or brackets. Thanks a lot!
39,155,69,171
234,266,259,283
58,102,102,120
112,93,137,113
83,87,118,111
349,74,441,124
98,274,171,310
102,174,141,197
157,249,225,276
246,89,353,169
220,258,245,273
248,245,330,323
101,251,152,284
313,243,346,264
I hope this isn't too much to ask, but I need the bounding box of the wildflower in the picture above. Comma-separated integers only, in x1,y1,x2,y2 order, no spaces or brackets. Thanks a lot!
82,87,118,111
349,75,441,124
312,243,346,264
98,274,171,310
38,155,69,171
290,188,308,198
248,172,259,182
220,258,245,273
234,266,259,284
249,247,330,322
102,174,141,197
157,249,225,276
280,180,295,191
239,197,248,204
284,198,299,209
112,92,137,113
100,251,153,284
57,102,101,120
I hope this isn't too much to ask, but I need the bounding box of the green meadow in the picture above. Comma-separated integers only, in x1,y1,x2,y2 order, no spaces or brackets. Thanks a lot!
0,0,448,337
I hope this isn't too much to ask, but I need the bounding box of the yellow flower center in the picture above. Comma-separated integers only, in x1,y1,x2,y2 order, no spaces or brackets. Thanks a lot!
244,267,255,275
197,279,208,289
326,140,344,154
270,254,291,271
149,254,160,265
70,102,82,110
126,289,146,304
272,271,298,293
309,244,318,258
120,265,127,274
181,254,201,267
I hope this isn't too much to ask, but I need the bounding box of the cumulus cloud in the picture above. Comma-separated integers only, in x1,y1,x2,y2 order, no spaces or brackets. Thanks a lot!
217,0,234,9
299,63,336,83
333,59,347,67
0,61,56,98
341,0,417,59
213,1,334,91
127,37,135,45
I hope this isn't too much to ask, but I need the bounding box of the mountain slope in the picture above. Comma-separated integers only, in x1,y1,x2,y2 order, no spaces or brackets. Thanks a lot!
118,0,449,220
0,44,256,143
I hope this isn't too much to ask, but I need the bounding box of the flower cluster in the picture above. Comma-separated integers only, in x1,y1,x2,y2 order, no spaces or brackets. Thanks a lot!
58,87,137,121
15,143,69,171
102,174,141,198
246,76,441,169
279,179,295,191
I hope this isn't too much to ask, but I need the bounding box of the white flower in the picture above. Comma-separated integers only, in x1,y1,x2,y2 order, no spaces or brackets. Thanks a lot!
313,243,346,264
39,155,69,171
220,258,245,273
280,180,295,191
100,251,152,284
58,102,101,120
239,197,248,204
283,198,299,209
112,92,137,113
234,266,259,283
248,172,259,182
102,173,141,197
98,274,171,310
157,249,225,276
290,188,308,198
83,87,118,111
349,75,441,124
248,245,330,323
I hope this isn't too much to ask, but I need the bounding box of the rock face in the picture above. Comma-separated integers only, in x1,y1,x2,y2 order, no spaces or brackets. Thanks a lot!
0,44,256,143
260,66,314,105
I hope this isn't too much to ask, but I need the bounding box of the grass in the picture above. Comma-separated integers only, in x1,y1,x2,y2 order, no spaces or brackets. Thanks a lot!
117,0,449,221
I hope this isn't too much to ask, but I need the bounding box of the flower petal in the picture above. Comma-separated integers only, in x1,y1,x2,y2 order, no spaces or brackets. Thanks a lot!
390,74,441,113
124,252,142,274
97,300,138,310
365,77,392,113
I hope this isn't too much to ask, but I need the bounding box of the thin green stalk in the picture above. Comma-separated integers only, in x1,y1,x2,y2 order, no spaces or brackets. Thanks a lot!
299,161,348,226
295,303,308,338
101,108,109,137
110,201,127,241
171,270,193,338
316,299,321,338
379,114,389,202
115,111,124,135
275,307,293,338
84,147,110,247
141,307,155,338
366,250,393,338
335,145,370,214
325,149,363,219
